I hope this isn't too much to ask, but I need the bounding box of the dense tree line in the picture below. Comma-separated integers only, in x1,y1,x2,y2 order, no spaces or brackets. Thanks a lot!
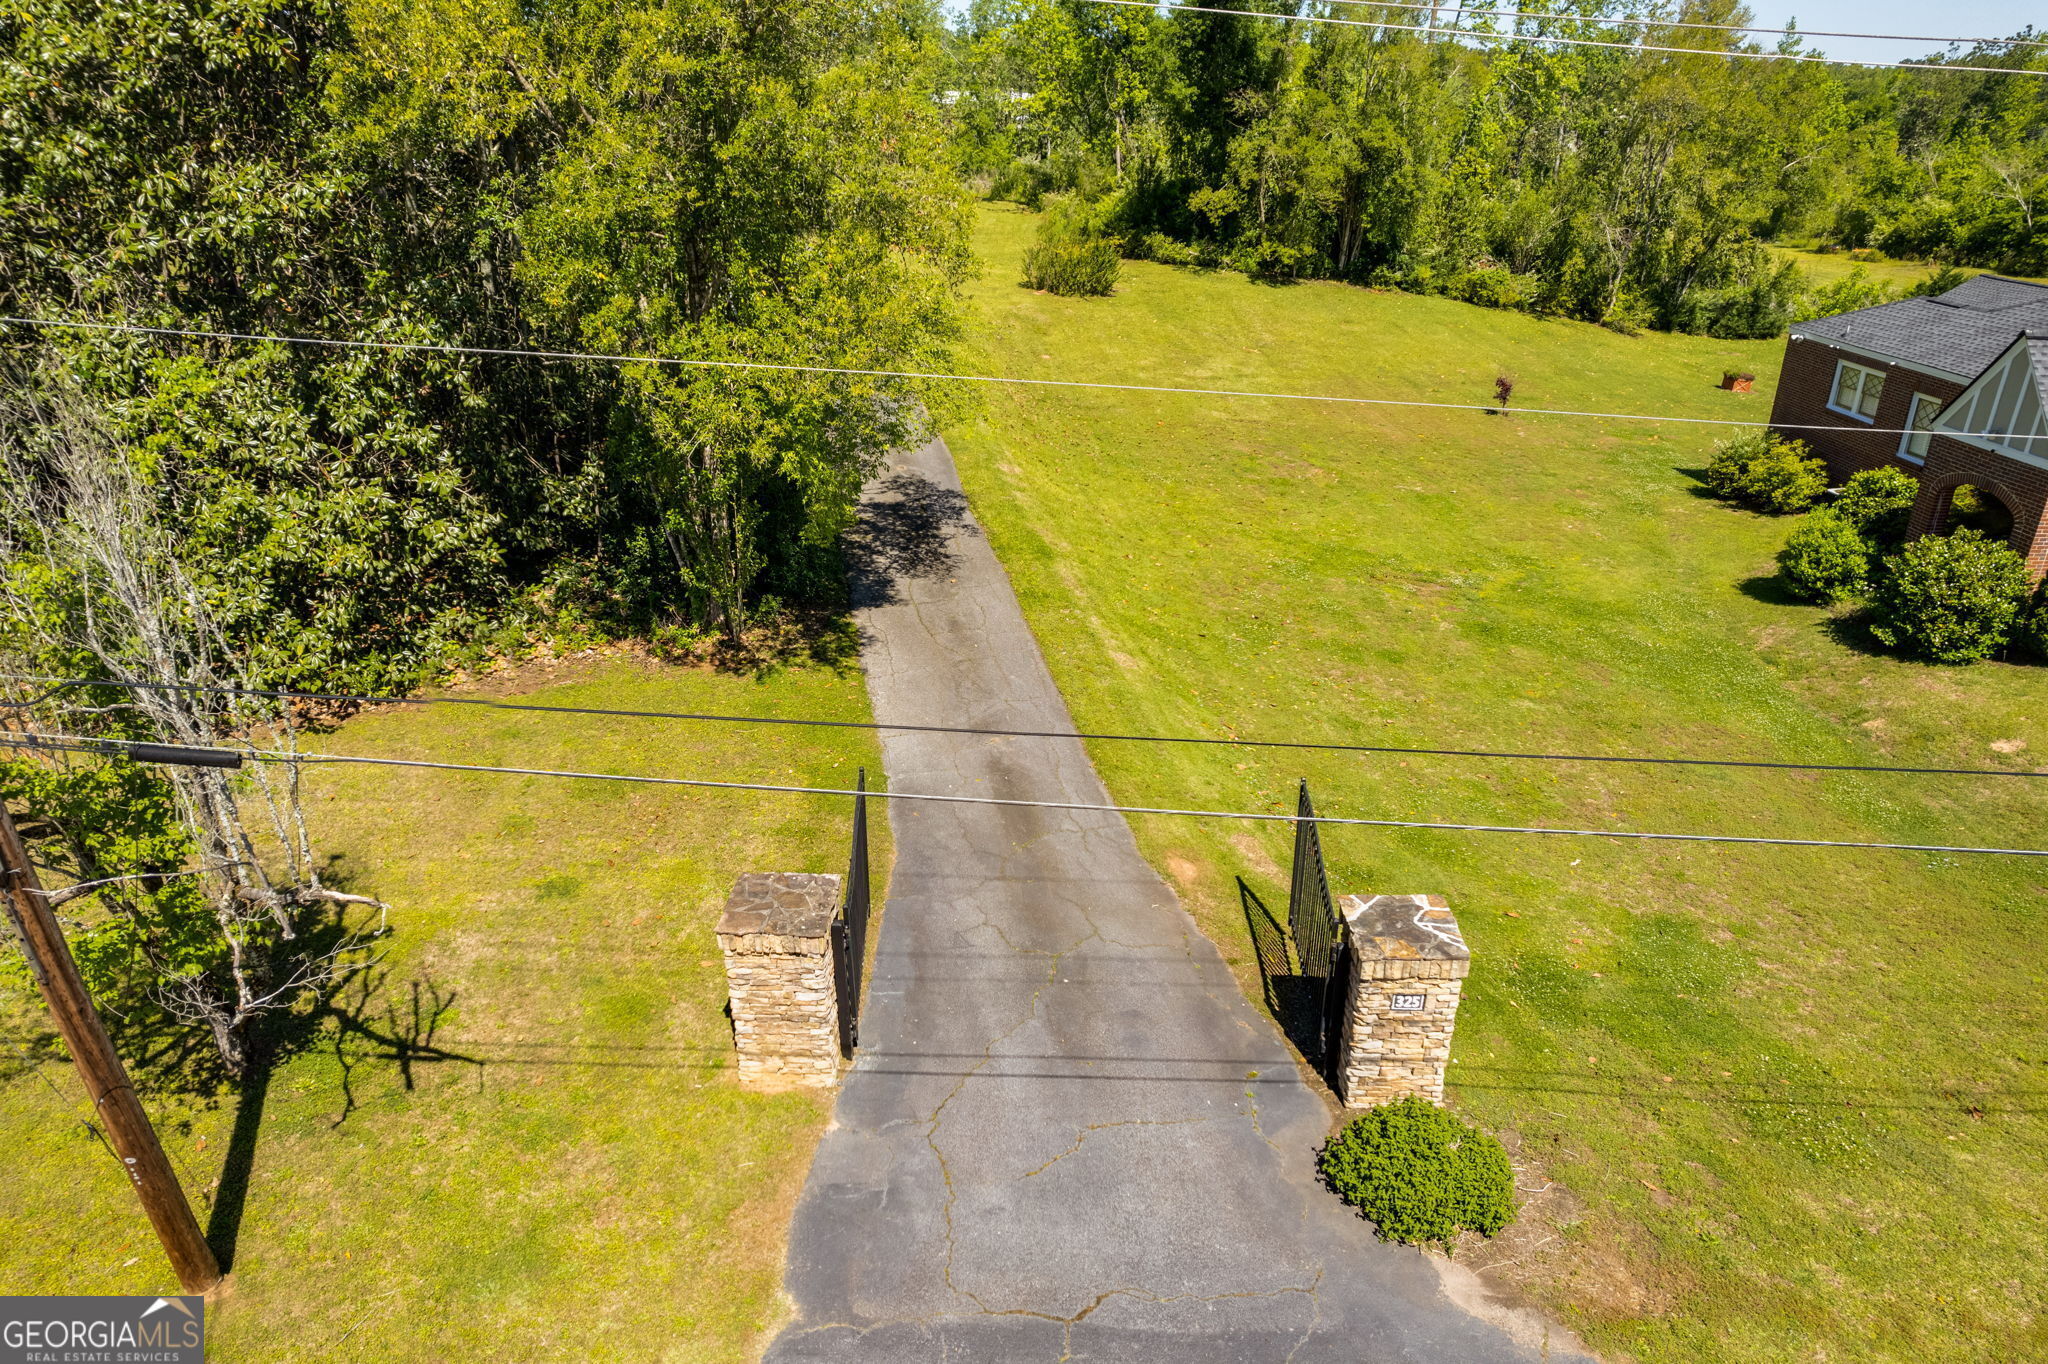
945,1,2047,334
0,0,965,1070
1,0,967,693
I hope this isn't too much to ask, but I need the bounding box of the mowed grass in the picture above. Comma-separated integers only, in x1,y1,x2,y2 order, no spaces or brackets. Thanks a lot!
0,654,884,1362
1770,243,2045,290
949,203,2048,1361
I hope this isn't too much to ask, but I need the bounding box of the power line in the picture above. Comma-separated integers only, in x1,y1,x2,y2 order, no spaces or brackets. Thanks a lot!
1312,0,2047,51
0,315,1969,439
13,674,2048,783
1079,0,2048,77
3,730,2043,857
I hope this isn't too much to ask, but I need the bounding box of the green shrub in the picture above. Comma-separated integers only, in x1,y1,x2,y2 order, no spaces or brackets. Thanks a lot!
1778,510,1873,604
2015,583,2048,662
1704,432,1827,513
1134,231,1200,267
1869,528,2032,663
1316,1097,1515,1251
1833,466,1920,550
1703,432,1768,498
1443,263,1537,311
1022,237,1119,295
1021,193,1120,296
1903,263,1969,299
1792,266,1898,324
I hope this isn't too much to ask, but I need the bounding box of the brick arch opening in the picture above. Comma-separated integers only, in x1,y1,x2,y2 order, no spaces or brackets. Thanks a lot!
1927,478,2022,546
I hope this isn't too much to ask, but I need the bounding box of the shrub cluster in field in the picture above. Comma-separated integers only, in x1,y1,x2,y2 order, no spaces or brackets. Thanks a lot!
1021,194,1120,296
1756,464,2046,664
1316,1097,1516,1251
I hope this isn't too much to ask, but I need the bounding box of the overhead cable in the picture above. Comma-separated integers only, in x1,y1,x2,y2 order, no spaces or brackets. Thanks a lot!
3,730,2043,858
1074,0,2048,77
1312,0,2047,51
12,674,2048,783
0,315,1969,438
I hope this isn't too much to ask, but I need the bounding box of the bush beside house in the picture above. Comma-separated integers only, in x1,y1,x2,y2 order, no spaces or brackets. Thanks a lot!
1778,510,1873,604
1868,530,2034,664
1704,433,1827,514
1763,464,2038,664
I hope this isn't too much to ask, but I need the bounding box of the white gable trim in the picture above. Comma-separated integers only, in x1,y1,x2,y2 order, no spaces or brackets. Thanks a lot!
1931,333,2048,470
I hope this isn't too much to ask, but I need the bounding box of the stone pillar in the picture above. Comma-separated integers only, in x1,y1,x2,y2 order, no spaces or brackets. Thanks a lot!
1334,894,1470,1108
715,872,843,1091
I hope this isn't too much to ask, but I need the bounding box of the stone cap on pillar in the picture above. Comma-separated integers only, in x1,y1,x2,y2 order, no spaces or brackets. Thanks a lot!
715,872,843,956
1337,894,1470,980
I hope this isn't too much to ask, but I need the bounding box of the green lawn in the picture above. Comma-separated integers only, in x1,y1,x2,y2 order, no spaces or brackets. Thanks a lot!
1770,243,2045,290
0,654,885,1362
951,203,2048,1361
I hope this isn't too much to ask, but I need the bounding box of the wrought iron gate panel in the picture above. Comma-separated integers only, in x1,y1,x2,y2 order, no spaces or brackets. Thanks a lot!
834,769,871,1058
1287,780,1345,1080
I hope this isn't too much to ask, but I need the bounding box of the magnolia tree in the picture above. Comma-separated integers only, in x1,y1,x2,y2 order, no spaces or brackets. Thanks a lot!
0,370,382,1075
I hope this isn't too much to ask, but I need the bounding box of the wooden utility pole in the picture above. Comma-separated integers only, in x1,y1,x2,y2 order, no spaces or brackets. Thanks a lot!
0,800,221,1292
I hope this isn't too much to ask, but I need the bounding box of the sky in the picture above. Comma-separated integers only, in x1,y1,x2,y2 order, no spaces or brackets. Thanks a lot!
1759,0,2040,63
939,2,2043,68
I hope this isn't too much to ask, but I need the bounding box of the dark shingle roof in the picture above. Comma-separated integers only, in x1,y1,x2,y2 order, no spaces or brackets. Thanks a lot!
1791,274,2048,380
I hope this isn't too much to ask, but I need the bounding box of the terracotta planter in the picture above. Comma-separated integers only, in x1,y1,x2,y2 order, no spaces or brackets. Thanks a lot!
1721,375,1754,393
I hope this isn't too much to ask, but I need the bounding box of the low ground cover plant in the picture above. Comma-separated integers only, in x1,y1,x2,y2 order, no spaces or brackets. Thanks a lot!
1703,433,1827,513
1317,1097,1515,1251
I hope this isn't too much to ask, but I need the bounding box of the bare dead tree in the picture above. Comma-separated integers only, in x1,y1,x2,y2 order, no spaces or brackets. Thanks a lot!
0,361,384,1075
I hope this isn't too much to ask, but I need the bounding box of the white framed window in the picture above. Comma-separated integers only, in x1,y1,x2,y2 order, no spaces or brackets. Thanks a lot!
1828,359,1886,422
1899,394,1942,463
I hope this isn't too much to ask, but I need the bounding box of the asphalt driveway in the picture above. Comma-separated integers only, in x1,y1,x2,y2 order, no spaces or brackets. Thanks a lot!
764,437,1588,1362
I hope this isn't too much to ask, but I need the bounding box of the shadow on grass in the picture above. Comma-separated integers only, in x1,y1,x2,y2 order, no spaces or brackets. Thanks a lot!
1819,607,1895,658
699,608,862,679
1675,466,1722,500
1736,573,1804,607
204,963,481,1271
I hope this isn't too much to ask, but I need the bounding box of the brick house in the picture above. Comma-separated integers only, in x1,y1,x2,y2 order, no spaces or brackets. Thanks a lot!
1769,274,2048,577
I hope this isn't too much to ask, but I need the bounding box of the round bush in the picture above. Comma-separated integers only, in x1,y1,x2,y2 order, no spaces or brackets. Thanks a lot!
1316,1097,1515,1251
1778,509,1871,603
1869,528,2032,663
1703,432,1769,500
1832,466,1919,550
1740,444,1829,513
1703,432,1827,513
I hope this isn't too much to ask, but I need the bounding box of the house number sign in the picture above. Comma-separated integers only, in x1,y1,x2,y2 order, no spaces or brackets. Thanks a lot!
1389,992,1426,1012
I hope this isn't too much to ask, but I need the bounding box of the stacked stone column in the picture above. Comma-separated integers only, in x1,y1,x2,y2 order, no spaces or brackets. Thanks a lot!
1333,893,1469,1108
715,872,843,1091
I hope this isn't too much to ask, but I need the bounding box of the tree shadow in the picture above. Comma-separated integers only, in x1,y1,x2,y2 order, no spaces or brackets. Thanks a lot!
843,471,976,610
204,963,479,1271
700,607,863,679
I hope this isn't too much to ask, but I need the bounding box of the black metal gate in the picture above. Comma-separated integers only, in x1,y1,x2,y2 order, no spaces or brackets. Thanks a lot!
1287,780,1348,1083
831,769,871,1058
